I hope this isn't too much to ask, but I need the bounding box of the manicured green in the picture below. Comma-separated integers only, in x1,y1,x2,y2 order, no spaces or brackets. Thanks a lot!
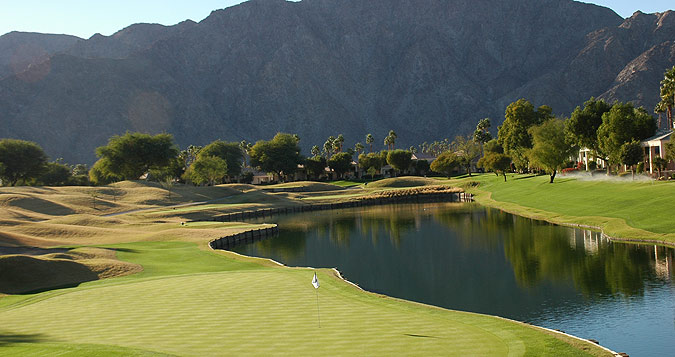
0,241,608,356
327,180,363,187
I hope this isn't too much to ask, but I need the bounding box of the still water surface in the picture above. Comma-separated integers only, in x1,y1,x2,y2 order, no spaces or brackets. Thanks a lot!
232,203,675,356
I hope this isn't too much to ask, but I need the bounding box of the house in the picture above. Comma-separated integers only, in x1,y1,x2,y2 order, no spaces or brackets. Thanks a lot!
640,130,675,175
243,167,275,185
577,148,607,170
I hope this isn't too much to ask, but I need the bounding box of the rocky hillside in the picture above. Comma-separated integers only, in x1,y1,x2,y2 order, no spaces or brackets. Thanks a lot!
0,0,673,164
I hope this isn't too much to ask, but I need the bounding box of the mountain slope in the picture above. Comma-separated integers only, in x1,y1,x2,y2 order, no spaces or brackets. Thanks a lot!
0,0,673,164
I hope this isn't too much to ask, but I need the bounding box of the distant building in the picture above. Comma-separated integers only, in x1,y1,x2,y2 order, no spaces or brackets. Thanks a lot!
640,130,674,175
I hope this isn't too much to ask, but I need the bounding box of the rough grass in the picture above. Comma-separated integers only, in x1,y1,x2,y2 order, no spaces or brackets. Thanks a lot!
0,247,141,294
450,174,675,245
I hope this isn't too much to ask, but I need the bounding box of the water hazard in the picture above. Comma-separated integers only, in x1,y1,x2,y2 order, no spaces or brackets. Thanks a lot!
231,203,675,356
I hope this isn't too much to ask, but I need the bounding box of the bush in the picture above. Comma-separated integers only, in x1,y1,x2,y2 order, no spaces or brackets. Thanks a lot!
588,161,597,170
636,162,644,174
561,167,577,175
618,171,632,177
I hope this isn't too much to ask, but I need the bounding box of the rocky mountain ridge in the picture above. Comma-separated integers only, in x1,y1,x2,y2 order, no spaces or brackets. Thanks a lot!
0,0,673,164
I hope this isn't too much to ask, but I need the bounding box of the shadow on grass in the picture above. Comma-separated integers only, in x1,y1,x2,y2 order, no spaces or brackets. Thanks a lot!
108,248,139,253
403,334,440,339
0,332,46,346
513,175,537,180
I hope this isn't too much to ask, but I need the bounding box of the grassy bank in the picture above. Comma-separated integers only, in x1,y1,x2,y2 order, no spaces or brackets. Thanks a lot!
450,173,675,246
0,180,612,355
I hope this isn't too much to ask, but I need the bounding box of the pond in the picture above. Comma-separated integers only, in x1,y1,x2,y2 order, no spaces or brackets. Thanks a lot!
231,203,675,356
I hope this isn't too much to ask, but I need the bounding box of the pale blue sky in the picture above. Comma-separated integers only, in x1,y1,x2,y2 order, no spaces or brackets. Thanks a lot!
0,0,672,39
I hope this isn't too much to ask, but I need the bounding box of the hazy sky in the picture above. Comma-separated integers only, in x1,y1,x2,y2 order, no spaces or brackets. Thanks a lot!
0,0,673,39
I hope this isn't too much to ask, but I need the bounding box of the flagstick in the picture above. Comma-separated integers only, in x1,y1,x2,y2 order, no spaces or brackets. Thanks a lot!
315,287,321,328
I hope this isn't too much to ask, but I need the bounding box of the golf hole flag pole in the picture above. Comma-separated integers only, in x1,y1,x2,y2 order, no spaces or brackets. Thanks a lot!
312,272,321,328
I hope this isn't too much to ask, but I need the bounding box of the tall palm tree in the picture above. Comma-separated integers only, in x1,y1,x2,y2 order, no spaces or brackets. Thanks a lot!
388,130,397,150
324,136,335,158
336,134,345,152
354,142,364,155
655,100,668,130
366,134,374,152
383,135,392,151
660,66,675,129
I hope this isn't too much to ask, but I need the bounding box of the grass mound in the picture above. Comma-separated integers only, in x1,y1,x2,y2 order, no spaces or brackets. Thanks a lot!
0,248,141,294
366,176,442,188
46,215,127,227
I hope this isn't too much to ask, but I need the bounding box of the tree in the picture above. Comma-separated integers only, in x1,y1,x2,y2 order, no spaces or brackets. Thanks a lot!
179,145,202,172
0,139,48,186
305,156,327,179
414,159,430,176
652,156,668,178
658,66,675,129
619,141,643,180
198,140,244,179
354,142,364,155
386,150,412,176
483,139,504,154
239,141,252,168
430,151,460,178
358,152,385,179
366,134,374,152
328,152,353,178
497,99,552,171
186,156,227,186
311,145,321,157
452,135,481,176
335,134,345,152
384,130,397,150
323,136,335,158
597,103,656,174
249,133,302,180
565,98,611,170
473,118,492,144
93,132,178,182
89,158,122,185
478,153,512,181
528,118,577,183
37,162,72,186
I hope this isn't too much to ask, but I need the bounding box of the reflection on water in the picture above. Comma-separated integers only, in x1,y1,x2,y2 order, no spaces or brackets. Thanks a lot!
233,203,675,356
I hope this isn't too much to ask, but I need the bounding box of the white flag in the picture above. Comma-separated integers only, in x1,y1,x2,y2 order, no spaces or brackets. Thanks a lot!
312,272,320,289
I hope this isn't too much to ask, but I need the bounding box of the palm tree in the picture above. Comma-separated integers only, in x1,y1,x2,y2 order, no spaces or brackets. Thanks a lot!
387,130,397,150
336,134,345,152
354,142,364,155
655,100,667,130
366,134,374,152
311,145,321,157
383,135,393,151
324,136,335,158
660,66,675,129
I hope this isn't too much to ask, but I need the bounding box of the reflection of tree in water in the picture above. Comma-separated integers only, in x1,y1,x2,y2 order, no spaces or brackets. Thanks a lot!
434,207,675,297
247,228,308,262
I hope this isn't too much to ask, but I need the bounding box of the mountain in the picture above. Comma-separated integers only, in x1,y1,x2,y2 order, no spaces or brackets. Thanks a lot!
0,0,673,164
0,32,82,79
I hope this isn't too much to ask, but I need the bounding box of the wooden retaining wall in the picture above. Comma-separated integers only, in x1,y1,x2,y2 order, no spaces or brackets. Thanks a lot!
211,191,472,222
209,225,279,250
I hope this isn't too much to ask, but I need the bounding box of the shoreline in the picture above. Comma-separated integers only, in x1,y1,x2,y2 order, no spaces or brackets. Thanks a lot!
207,211,622,357
470,188,675,249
